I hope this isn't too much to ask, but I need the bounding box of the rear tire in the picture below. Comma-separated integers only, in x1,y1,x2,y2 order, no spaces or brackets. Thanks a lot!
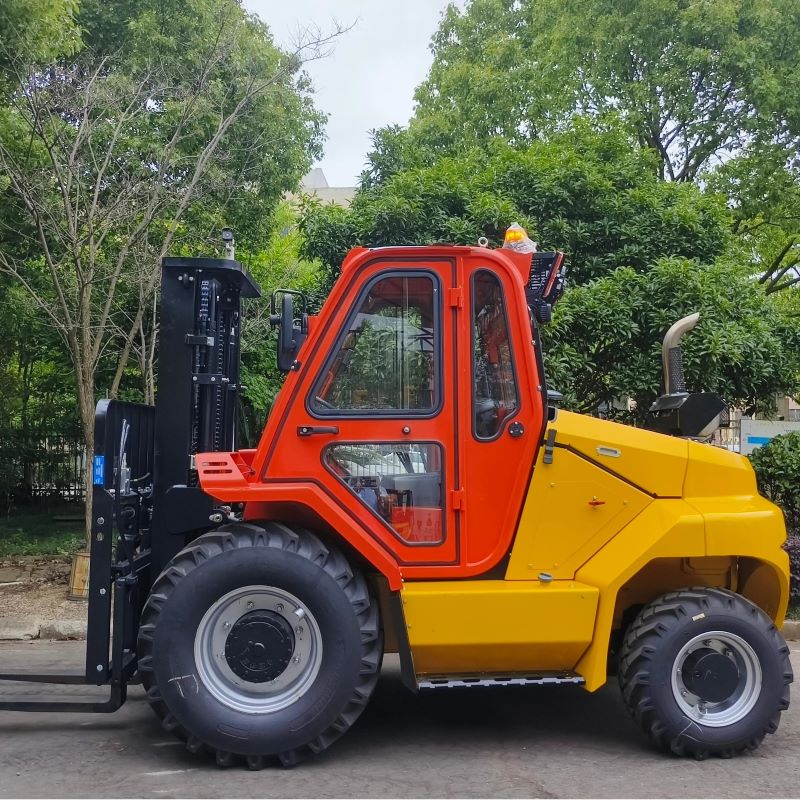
138,522,382,768
618,587,792,758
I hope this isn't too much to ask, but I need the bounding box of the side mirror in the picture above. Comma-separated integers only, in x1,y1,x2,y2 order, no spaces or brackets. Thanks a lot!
269,290,308,372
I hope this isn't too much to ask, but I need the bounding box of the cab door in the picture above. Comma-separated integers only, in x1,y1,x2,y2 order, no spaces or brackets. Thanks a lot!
266,256,461,567
457,257,546,574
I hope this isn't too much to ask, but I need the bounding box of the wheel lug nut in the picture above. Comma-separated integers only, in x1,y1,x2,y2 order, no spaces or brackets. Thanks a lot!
223,621,231,630
293,656,300,664
703,640,711,647
276,603,284,612
246,601,254,609
296,626,303,634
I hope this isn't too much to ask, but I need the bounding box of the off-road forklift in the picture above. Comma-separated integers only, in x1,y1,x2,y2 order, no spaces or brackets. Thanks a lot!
0,228,792,768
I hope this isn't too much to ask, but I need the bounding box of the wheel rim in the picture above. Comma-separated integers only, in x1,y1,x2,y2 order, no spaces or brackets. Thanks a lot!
194,585,323,714
670,631,762,727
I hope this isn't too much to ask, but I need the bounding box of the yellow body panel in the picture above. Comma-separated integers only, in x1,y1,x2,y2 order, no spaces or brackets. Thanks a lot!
401,580,599,675
398,413,790,691
684,439,759,497
550,410,689,497
506,447,652,579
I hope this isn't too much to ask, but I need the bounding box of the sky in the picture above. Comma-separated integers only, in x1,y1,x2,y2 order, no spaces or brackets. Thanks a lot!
243,0,459,186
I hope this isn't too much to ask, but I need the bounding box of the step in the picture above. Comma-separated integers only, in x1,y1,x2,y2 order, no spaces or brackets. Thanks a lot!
418,672,584,690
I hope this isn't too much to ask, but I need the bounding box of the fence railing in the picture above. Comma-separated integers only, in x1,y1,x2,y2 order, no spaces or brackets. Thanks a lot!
0,427,86,504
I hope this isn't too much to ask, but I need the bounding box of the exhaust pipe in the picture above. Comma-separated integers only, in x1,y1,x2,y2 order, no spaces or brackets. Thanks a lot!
645,312,726,440
662,312,699,394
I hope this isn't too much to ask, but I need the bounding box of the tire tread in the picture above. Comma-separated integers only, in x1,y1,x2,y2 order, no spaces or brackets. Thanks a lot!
138,521,382,769
618,587,791,758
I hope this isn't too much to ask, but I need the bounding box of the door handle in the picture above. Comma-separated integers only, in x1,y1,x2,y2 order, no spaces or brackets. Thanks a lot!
297,425,340,437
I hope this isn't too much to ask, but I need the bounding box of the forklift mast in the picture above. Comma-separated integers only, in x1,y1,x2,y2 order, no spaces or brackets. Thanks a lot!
147,257,259,573
0,254,260,711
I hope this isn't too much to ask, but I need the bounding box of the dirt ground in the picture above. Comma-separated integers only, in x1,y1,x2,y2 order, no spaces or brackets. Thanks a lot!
0,557,87,623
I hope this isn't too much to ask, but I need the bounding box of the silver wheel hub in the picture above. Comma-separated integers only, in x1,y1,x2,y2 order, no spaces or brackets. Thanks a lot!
194,586,322,714
670,631,762,727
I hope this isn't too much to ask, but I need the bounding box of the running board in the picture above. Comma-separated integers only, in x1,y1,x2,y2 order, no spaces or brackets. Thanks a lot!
418,672,584,690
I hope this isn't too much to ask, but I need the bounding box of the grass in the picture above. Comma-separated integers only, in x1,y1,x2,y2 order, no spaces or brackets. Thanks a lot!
0,510,84,557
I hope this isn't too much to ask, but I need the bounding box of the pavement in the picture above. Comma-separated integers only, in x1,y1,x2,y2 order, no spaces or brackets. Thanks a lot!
0,642,798,799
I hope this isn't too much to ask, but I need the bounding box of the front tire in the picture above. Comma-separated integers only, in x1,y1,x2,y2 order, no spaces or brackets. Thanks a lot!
619,587,792,758
138,522,382,768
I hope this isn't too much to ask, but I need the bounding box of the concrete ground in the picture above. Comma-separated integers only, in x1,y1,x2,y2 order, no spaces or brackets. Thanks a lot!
0,642,798,799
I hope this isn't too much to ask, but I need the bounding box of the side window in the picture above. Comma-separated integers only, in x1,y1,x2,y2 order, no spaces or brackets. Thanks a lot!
472,270,519,439
311,274,439,415
325,443,444,544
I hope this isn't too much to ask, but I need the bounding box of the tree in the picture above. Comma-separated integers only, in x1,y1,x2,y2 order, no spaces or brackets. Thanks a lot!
542,258,800,418
237,200,322,444
0,0,79,72
708,146,800,293
301,124,799,423
412,0,800,182
0,0,331,538
302,125,730,286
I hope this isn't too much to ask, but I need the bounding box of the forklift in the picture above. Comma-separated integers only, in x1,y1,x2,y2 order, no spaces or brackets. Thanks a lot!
0,228,791,767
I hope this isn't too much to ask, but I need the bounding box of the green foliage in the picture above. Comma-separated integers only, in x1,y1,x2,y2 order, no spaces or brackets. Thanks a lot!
0,0,327,511
0,0,79,73
236,202,322,443
750,433,800,535
708,147,800,294
302,125,730,287
750,432,800,602
0,512,83,557
543,259,800,418
412,0,800,182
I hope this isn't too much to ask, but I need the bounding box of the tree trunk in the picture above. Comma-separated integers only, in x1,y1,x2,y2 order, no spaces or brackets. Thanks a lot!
76,371,95,551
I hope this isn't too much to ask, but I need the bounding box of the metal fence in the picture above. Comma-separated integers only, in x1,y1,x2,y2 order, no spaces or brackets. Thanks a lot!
713,417,742,453
0,427,86,504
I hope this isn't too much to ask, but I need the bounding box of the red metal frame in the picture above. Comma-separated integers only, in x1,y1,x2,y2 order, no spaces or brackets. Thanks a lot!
197,245,546,589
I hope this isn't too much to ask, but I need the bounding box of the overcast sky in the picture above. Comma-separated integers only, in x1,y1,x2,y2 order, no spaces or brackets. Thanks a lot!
243,1,459,186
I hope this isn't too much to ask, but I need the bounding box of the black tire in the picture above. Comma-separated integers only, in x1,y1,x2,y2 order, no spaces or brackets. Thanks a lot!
137,521,383,768
618,587,792,759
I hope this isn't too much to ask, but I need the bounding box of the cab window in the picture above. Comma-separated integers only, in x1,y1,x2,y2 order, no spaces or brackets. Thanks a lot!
325,442,444,544
472,270,519,439
311,273,439,415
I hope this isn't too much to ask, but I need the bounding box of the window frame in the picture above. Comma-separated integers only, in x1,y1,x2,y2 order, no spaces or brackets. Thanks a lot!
470,268,521,442
307,269,444,419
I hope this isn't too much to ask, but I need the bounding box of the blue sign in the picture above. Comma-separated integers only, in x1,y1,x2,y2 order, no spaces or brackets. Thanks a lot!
746,436,772,446
93,455,105,485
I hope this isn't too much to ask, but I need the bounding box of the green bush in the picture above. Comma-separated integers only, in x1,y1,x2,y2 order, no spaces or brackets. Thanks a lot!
750,432,800,535
749,432,800,604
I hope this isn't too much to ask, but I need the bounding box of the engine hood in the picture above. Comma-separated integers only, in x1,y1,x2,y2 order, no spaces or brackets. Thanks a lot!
551,411,689,497
550,411,760,499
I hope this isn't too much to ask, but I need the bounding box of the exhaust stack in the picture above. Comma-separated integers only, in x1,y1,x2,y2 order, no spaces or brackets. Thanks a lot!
662,312,699,394
645,312,726,440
